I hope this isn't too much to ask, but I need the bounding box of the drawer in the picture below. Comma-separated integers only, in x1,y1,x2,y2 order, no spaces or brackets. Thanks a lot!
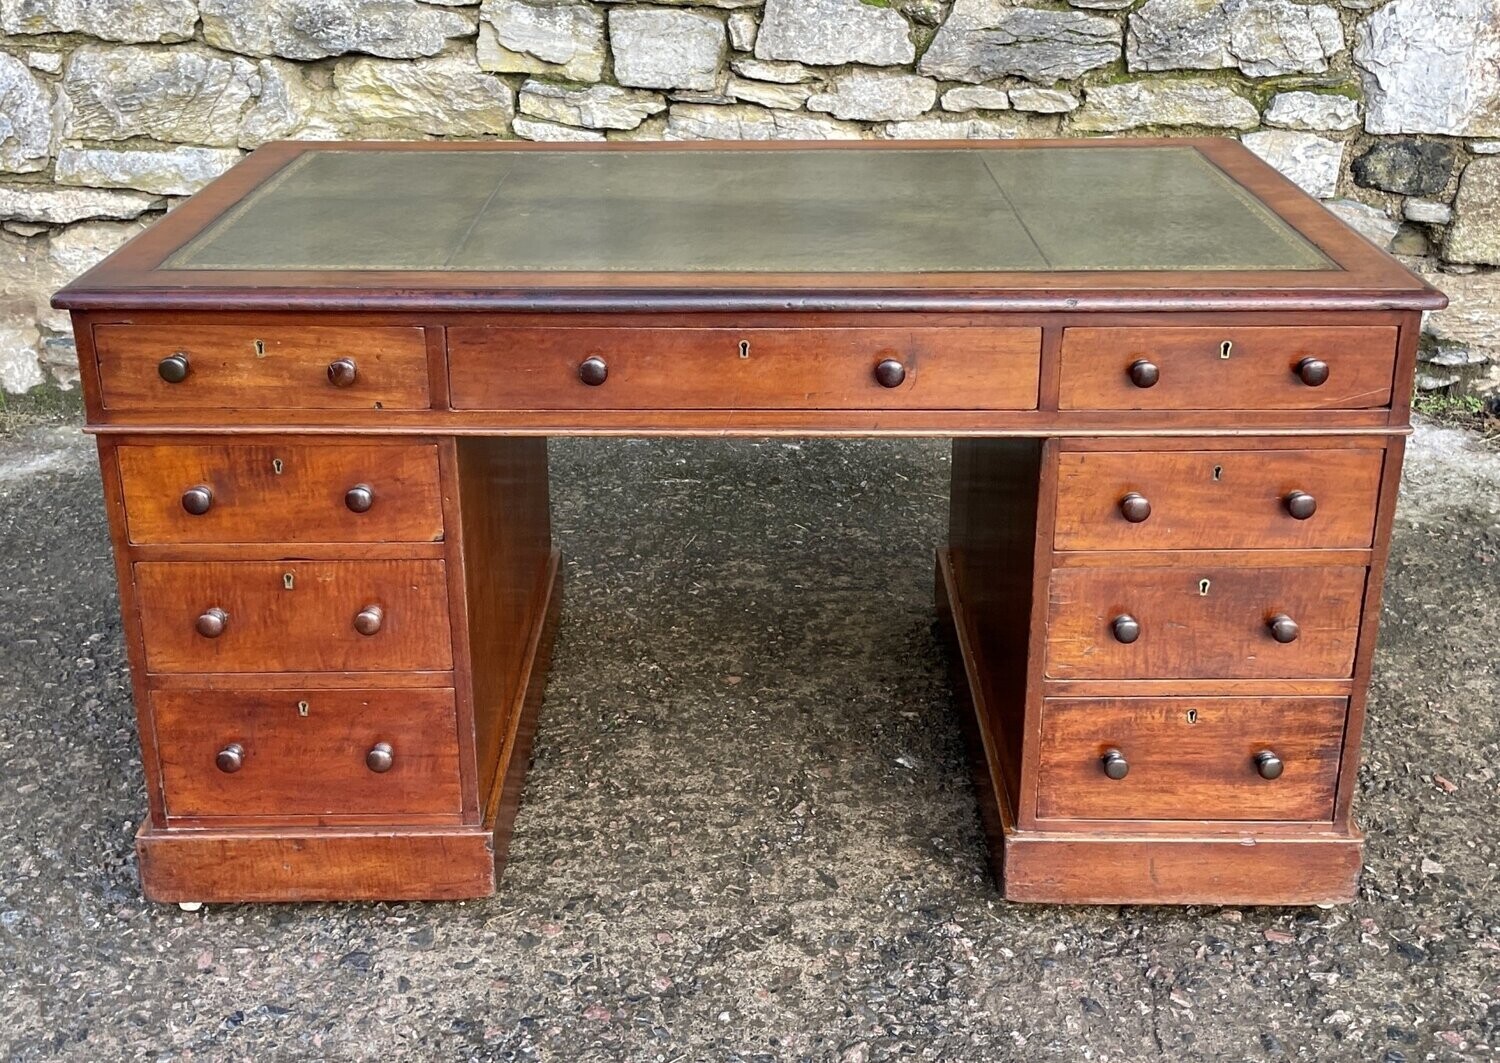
135,560,453,673
447,326,1041,410
1036,696,1346,821
1053,448,1384,551
94,323,430,411
1058,326,1398,410
153,688,461,819
1045,565,1365,680
118,443,445,545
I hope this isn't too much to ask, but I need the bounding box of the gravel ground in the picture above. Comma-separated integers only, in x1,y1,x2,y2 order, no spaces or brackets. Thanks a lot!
0,418,1495,1062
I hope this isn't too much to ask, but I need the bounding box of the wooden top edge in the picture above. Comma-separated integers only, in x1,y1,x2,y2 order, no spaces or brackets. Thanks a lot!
52,286,1448,313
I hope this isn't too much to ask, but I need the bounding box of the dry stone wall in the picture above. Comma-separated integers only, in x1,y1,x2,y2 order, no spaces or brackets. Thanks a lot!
1,0,1497,395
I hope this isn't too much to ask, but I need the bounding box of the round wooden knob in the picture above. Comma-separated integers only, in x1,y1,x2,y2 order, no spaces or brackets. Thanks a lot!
1268,614,1300,643
1127,359,1159,388
345,484,374,513
1112,613,1141,644
579,356,608,386
353,604,384,636
1295,357,1329,387
874,358,906,388
366,742,394,773
157,353,190,383
1284,491,1317,520
195,607,228,638
181,485,214,515
215,743,244,773
1254,749,1284,780
1119,492,1152,523
1101,748,1129,780
326,358,358,387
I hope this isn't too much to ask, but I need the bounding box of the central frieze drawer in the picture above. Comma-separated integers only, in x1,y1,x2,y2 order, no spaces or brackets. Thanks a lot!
1053,448,1385,551
94,323,431,411
154,688,463,820
118,443,445,545
447,327,1042,410
1045,565,1366,680
1058,326,1398,410
1037,696,1346,821
135,560,453,674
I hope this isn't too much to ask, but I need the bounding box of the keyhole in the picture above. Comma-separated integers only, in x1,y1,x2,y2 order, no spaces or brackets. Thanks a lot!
297,700,310,718
1220,340,1233,359
1212,465,1223,482
738,340,750,359
272,458,284,475
1198,578,1212,596
1185,708,1199,725
283,572,295,590
253,338,266,357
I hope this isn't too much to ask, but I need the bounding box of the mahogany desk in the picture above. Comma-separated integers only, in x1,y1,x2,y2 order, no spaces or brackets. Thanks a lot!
53,139,1445,906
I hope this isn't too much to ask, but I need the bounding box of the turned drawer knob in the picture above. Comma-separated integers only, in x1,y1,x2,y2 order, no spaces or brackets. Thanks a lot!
345,483,374,513
326,358,358,387
1111,613,1141,644
1254,749,1284,780
215,743,244,774
1283,490,1317,520
181,485,214,515
579,356,608,386
195,607,228,638
1268,613,1300,643
353,604,384,636
874,358,906,388
1127,359,1159,389
366,742,394,773
1101,748,1129,780
1119,492,1152,523
1294,357,1329,387
158,353,191,383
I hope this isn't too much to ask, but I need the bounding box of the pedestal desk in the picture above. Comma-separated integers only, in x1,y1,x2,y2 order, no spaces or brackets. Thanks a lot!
53,139,1445,906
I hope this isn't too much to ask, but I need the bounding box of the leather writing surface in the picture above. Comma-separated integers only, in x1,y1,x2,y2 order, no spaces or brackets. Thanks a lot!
165,146,1332,274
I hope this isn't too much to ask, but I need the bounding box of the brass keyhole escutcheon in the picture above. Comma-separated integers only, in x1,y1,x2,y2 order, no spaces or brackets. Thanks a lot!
272,458,284,475
1212,465,1223,482
297,700,310,718
1198,578,1211,596
283,572,295,591
253,338,266,357
1219,340,1233,359
1185,708,1199,725
738,340,751,359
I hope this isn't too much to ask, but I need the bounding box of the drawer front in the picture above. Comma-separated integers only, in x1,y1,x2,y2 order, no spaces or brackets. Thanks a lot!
1058,326,1397,410
135,560,453,673
1045,565,1366,680
1037,696,1346,821
118,443,445,545
448,327,1041,410
153,688,462,819
1053,448,1384,551
95,324,430,411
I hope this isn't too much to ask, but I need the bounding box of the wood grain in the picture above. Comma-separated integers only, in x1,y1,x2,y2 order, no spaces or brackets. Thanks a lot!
1035,695,1346,821
1045,563,1366,680
448,326,1042,411
153,687,461,820
134,559,453,673
117,441,443,544
1059,326,1398,410
95,323,430,411
1052,447,1384,551
136,822,498,902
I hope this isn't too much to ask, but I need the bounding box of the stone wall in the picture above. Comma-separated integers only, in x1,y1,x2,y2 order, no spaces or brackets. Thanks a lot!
1,0,1497,395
